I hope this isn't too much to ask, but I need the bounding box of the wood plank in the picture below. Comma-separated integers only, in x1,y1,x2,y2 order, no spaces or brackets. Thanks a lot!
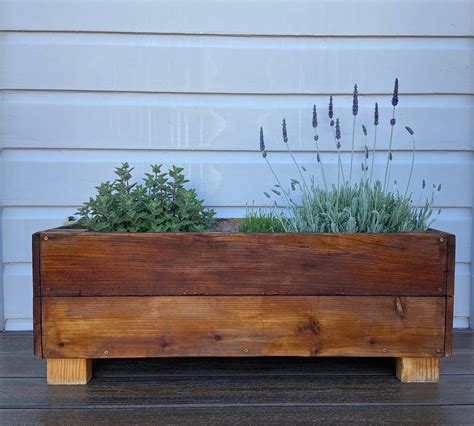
4,154,472,208
2,375,474,408
396,357,440,383
3,34,471,94
0,333,33,354
47,359,92,385
453,330,474,353
42,296,446,358
32,232,43,359
3,0,473,36
3,406,474,425
39,231,449,296
4,93,473,152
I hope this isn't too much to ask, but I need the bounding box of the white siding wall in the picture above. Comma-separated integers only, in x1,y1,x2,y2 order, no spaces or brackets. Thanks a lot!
1,0,473,330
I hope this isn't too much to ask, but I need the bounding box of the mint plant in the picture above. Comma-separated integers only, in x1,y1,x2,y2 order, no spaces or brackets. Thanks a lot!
77,163,215,232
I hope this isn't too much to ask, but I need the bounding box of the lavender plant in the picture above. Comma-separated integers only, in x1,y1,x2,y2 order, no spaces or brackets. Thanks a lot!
242,79,441,233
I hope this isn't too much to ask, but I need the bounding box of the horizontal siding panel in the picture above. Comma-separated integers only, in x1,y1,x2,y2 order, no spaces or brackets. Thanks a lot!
2,1,473,36
3,34,472,94
2,93,473,151
1,206,471,264
2,151,471,207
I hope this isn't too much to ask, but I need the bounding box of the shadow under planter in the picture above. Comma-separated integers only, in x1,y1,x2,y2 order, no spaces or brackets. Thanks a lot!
32,228,455,384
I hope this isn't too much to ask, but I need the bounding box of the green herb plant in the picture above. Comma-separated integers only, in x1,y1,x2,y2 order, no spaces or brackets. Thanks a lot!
238,207,286,232
77,163,215,232
243,79,441,233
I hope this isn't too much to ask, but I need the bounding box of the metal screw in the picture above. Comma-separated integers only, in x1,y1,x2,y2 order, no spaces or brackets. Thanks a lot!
436,348,442,353
438,287,443,292
439,237,445,242
382,348,387,353
43,236,49,241
104,350,109,355
243,348,249,353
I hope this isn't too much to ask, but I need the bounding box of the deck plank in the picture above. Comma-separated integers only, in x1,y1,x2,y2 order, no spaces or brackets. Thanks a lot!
1,375,474,408
2,406,474,425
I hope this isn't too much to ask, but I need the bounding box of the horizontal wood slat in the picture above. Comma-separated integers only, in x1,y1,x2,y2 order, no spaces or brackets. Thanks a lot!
39,231,449,296
42,296,446,358
2,1,472,36
3,34,471,94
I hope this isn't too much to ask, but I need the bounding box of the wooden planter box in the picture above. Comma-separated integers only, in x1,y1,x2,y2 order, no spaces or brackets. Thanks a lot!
33,228,455,384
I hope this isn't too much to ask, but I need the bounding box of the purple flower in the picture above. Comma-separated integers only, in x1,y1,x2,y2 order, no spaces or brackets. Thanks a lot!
282,119,288,143
312,105,318,128
392,78,399,107
328,96,334,119
259,127,265,151
352,84,358,116
335,118,341,140
390,118,396,126
362,124,367,136
374,103,379,126
405,126,414,135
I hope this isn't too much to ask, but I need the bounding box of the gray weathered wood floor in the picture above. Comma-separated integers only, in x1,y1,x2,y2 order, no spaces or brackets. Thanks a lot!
1,331,473,425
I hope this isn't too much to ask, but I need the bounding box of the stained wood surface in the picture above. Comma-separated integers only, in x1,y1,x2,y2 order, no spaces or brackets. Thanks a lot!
396,357,440,383
3,406,474,425
32,233,43,359
38,230,450,296
2,375,474,408
47,359,92,385
42,296,446,358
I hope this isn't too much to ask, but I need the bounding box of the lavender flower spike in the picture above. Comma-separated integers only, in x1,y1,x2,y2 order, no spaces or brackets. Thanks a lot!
328,96,334,119
352,84,358,116
374,102,379,126
335,118,341,141
312,105,318,128
392,78,399,107
282,119,288,143
259,126,265,152
362,124,367,136
405,126,414,135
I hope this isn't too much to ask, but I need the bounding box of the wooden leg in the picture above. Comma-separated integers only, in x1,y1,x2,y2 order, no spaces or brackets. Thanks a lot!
396,357,440,383
47,359,92,385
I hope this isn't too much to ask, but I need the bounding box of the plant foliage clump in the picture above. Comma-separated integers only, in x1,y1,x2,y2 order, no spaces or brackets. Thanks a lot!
242,79,440,233
238,208,286,232
77,163,215,232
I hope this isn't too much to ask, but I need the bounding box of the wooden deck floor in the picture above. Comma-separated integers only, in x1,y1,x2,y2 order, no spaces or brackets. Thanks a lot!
1,331,473,425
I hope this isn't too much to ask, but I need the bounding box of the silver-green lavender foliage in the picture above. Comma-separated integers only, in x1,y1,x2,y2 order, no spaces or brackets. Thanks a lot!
246,79,440,233
77,163,215,232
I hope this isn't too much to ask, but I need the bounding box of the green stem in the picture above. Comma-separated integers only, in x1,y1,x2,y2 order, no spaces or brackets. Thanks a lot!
383,106,396,192
369,125,378,185
404,134,416,197
350,115,356,184
313,128,328,191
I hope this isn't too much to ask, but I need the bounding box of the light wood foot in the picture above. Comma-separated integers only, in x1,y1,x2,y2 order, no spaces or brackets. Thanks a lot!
396,357,440,383
47,358,92,385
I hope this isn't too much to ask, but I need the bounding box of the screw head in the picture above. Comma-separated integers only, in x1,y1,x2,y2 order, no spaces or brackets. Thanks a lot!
382,348,388,353
243,348,249,353
104,350,109,355
439,237,445,242
43,236,49,241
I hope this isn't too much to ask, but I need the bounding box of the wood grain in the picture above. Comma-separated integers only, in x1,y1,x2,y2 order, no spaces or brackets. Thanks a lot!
39,230,450,297
396,357,440,383
32,232,42,359
42,296,446,359
47,359,92,385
